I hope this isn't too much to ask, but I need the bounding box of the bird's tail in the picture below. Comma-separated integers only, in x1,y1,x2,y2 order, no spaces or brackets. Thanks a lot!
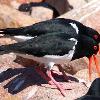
0,42,23,55
0,45,11,55
0,27,26,36
0,18,61,37
0,21,48,37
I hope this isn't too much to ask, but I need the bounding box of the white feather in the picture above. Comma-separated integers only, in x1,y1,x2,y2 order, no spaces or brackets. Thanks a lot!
70,23,79,34
12,36,34,42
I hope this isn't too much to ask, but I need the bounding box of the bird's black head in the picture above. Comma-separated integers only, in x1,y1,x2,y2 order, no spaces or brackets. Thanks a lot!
81,35,99,57
85,27,100,44
72,34,99,60
78,26,100,80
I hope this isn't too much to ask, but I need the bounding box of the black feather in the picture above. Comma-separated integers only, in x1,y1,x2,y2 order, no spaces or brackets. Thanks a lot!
0,32,76,56
0,18,99,60
76,78,100,100
0,18,84,37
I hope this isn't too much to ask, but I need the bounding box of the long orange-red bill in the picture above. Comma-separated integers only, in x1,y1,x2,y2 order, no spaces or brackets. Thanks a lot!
88,45,100,80
88,56,93,81
93,55,100,77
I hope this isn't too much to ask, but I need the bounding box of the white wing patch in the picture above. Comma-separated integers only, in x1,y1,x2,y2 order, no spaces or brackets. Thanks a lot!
70,23,79,34
13,35,34,42
69,38,78,49
68,38,78,58
69,38,78,45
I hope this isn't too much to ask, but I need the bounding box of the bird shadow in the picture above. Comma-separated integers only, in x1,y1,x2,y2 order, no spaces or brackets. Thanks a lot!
0,67,47,94
0,56,79,95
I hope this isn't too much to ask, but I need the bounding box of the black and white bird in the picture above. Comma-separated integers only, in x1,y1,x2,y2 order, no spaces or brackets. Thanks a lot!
18,2,60,18
0,18,100,96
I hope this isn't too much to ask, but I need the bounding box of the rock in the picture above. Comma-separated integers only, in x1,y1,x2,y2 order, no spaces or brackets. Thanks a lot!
31,7,53,21
62,58,88,75
10,0,22,10
0,4,38,28
74,69,97,83
28,0,43,2
0,0,72,21
68,0,87,9
85,0,94,2
64,54,100,75
15,0,73,15
0,0,43,5
0,85,21,100
17,0,29,3
46,0,73,15
0,38,16,45
59,0,100,25
10,1,58,22
0,0,100,100
0,0,11,6
81,10,100,33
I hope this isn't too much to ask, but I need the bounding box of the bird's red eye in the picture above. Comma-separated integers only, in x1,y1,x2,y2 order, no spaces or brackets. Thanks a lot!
93,46,97,50
93,35,98,39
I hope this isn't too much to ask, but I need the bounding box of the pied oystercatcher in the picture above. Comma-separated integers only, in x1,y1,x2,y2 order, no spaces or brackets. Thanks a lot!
0,18,100,96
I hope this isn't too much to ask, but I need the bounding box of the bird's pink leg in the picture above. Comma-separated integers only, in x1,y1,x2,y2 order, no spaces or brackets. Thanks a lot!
35,66,66,96
35,66,65,86
35,67,54,85
57,64,68,81
46,70,66,96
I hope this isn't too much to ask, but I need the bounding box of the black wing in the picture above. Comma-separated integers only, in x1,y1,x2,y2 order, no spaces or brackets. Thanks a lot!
0,32,76,57
0,18,83,37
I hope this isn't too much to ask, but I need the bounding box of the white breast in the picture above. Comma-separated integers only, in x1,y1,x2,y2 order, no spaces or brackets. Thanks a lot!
70,23,79,34
15,51,73,66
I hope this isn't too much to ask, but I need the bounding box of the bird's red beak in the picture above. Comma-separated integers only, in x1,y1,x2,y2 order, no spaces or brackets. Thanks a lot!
88,46,100,81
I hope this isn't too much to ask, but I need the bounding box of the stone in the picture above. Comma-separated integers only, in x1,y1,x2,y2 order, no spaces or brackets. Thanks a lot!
68,0,87,9
74,69,98,86
10,1,57,22
59,0,100,24
81,10,100,33
63,58,88,75
45,0,73,15
0,0,11,6
0,0,100,100
31,7,53,21
0,0,44,6
17,0,44,3
0,4,38,28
